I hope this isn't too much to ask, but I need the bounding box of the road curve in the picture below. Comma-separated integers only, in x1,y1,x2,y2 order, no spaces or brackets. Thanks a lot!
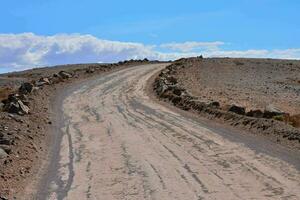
37,64,300,200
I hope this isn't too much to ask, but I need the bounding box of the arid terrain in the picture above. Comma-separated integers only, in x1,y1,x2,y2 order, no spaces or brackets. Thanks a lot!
0,58,299,199
174,57,300,116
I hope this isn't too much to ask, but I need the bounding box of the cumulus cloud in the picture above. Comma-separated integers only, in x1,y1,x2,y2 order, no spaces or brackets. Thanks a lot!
160,41,225,52
0,33,299,72
0,33,158,70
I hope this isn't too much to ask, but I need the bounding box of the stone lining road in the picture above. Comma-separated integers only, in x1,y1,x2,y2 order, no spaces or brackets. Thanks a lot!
37,64,300,200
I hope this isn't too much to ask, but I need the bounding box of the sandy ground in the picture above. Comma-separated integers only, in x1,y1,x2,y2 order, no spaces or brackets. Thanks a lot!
36,64,300,200
174,58,300,115
0,60,152,198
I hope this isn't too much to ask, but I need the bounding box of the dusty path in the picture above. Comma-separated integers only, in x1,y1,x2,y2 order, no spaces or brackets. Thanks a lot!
37,64,300,200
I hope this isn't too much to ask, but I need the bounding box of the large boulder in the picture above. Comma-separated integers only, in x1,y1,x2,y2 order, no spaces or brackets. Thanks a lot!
228,105,246,115
264,104,285,118
19,82,34,94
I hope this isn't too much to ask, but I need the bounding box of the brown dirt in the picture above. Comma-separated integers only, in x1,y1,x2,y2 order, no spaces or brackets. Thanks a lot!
174,57,300,115
153,58,300,151
0,59,158,199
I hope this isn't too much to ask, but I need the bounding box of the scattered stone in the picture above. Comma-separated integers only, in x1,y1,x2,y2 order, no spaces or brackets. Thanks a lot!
58,71,72,79
264,104,285,118
228,105,246,115
0,145,11,154
4,98,30,115
246,109,264,118
0,147,8,159
209,101,220,108
86,68,95,74
19,82,34,94
172,86,185,96
0,102,4,111
35,77,50,86
0,196,8,200
0,137,12,145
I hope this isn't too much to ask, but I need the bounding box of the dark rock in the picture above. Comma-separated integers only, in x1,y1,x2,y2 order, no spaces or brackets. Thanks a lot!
171,96,182,105
5,99,29,115
228,105,246,115
172,86,185,96
0,137,11,145
0,102,4,111
246,109,264,118
0,196,8,200
19,82,34,94
209,101,220,108
86,68,95,74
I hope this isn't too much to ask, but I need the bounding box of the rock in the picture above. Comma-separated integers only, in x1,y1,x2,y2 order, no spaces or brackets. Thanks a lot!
86,68,95,74
58,71,72,79
164,76,177,85
246,109,264,118
5,99,29,115
171,96,182,105
0,145,11,154
0,137,11,145
0,147,8,159
5,101,20,114
18,100,29,115
0,196,8,200
35,77,50,86
156,83,168,96
209,101,220,108
19,82,34,94
172,86,185,96
0,102,4,111
228,105,246,115
264,104,285,118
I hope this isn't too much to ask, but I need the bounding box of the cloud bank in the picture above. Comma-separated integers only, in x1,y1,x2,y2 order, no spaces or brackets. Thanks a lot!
0,33,300,72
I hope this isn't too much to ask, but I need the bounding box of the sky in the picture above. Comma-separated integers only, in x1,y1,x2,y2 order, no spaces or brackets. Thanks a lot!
0,0,300,72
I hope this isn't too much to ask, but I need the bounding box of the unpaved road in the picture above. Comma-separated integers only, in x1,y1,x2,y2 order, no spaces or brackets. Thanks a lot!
37,64,300,200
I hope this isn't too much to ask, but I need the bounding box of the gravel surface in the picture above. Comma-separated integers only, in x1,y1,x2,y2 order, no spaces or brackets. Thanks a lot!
174,57,300,115
38,64,300,199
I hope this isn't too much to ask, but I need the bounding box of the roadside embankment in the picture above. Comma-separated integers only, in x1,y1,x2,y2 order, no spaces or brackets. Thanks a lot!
153,58,300,151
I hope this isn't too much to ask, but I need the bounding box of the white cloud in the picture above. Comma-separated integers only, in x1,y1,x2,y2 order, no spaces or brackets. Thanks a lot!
160,41,225,52
0,33,158,70
0,33,299,72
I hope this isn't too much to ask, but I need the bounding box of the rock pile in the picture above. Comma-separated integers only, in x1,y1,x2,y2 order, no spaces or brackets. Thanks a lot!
1,70,74,116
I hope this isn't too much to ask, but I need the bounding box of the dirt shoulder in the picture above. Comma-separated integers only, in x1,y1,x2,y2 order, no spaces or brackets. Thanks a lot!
0,60,161,199
152,57,300,151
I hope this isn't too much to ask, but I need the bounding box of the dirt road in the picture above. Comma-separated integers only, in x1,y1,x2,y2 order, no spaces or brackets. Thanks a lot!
36,64,300,200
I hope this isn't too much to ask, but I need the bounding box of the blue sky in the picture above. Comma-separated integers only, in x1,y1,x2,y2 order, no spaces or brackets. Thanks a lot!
0,0,300,72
